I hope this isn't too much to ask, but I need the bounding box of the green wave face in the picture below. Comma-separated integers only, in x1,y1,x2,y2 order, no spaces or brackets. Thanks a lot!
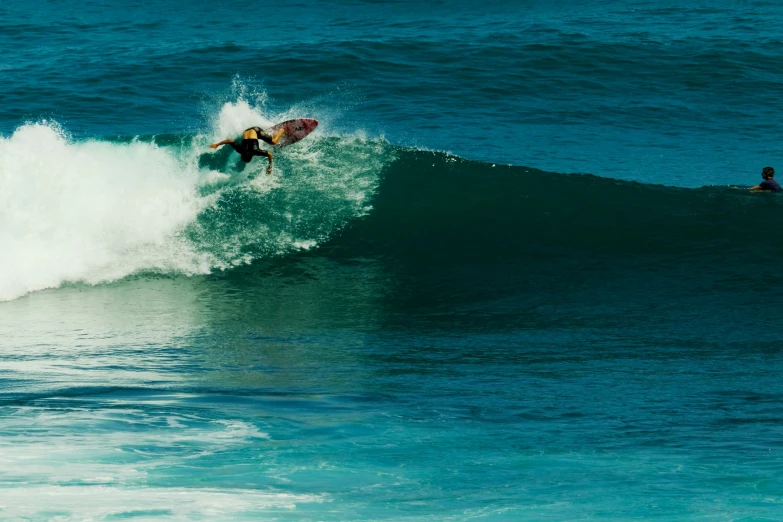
324,149,783,262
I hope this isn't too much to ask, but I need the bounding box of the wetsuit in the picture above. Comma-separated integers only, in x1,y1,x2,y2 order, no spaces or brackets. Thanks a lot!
759,178,782,192
230,127,275,162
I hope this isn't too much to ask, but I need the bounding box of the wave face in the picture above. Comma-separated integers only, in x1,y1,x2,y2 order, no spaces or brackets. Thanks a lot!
5,116,783,303
0,103,392,301
280,150,782,317
327,150,783,262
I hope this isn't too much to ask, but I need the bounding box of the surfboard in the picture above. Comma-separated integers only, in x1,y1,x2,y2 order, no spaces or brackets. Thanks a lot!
266,118,318,148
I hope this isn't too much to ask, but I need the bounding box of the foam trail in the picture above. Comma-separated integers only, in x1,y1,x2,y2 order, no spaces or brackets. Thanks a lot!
0,486,323,519
0,123,210,302
0,406,325,519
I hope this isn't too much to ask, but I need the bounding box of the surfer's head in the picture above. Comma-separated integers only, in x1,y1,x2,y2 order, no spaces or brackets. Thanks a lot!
763,166,775,179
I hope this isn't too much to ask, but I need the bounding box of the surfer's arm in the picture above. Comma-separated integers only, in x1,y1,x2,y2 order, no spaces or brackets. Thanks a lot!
209,139,235,149
749,185,762,191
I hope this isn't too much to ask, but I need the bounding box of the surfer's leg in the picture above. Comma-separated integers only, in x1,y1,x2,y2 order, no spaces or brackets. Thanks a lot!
271,128,285,144
257,128,286,145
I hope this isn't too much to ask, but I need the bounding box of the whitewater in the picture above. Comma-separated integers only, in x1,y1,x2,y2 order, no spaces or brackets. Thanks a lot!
0,101,390,302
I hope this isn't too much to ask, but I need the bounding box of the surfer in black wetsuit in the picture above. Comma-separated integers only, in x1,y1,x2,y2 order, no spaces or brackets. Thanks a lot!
209,126,285,174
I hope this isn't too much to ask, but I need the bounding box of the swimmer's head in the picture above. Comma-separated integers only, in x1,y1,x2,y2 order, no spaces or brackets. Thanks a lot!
763,166,775,179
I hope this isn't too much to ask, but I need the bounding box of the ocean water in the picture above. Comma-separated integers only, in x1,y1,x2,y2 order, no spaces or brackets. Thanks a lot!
3,0,783,519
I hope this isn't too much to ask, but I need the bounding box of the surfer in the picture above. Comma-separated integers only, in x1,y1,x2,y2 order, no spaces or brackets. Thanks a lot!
209,126,285,174
749,166,781,192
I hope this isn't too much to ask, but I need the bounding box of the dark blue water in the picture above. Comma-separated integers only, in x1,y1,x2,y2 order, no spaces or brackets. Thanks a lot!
3,0,783,519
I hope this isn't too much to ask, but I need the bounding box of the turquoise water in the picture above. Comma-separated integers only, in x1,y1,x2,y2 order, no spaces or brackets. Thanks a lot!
3,1,783,519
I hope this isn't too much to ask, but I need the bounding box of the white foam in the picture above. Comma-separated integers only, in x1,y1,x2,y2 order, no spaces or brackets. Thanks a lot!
0,485,323,519
0,407,325,519
0,123,212,301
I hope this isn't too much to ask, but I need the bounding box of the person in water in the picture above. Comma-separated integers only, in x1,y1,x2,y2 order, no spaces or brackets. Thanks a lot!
749,166,781,192
210,126,286,174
